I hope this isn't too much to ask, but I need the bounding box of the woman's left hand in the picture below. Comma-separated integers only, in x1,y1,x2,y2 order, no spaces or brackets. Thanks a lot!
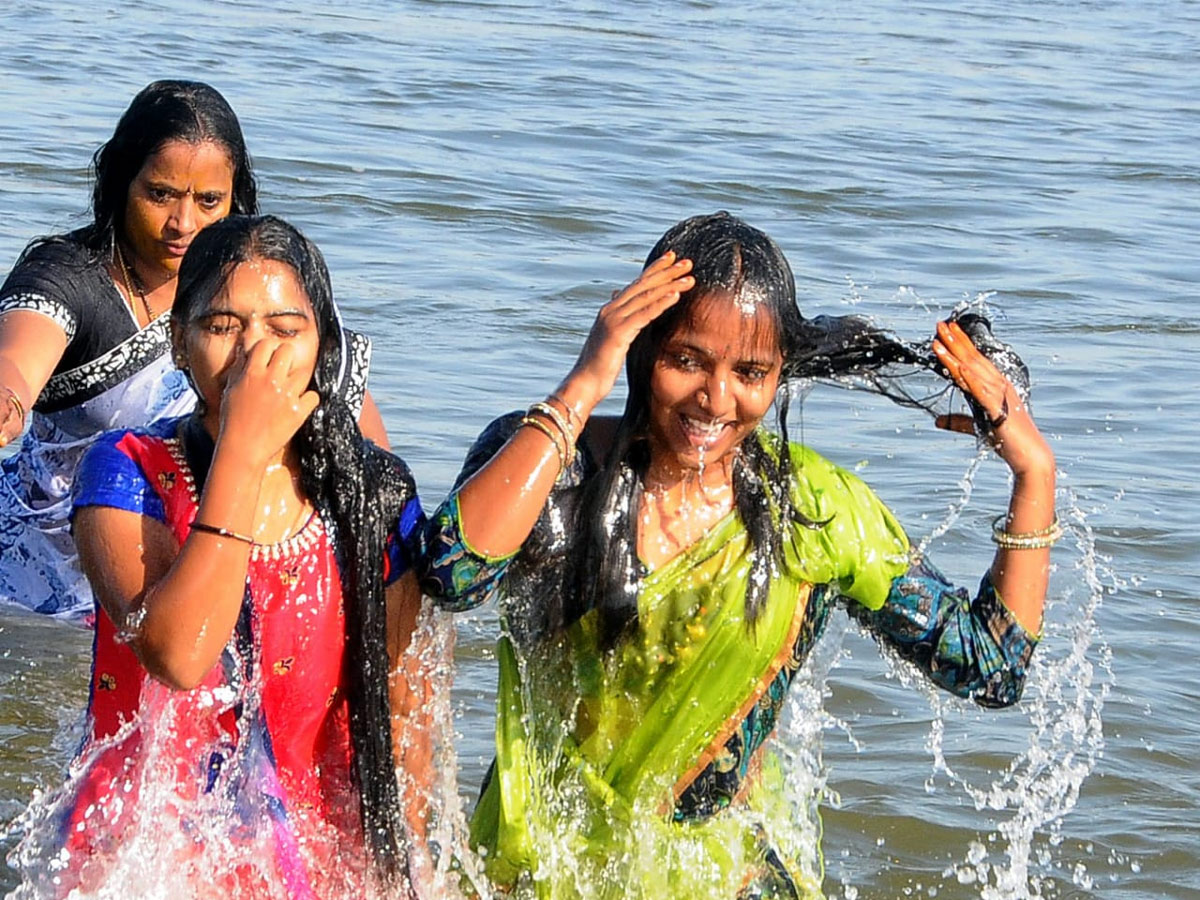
932,320,1054,479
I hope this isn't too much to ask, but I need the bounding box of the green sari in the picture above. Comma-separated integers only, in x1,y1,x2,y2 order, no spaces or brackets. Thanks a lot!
469,440,911,899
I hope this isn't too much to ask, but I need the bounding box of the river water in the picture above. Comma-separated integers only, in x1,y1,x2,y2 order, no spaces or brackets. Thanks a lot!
0,1,1195,897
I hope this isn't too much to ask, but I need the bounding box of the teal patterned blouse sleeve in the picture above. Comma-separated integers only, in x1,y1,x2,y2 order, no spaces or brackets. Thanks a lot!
844,558,1039,708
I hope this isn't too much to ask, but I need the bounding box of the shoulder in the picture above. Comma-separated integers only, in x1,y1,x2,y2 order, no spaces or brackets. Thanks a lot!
1,232,104,336
364,443,426,579
772,434,891,517
2,232,97,289
80,417,185,472
72,418,185,521
453,411,526,489
456,410,603,491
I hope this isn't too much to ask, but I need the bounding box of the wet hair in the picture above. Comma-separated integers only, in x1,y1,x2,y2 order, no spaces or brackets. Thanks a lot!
573,212,932,646
172,216,411,886
83,80,258,257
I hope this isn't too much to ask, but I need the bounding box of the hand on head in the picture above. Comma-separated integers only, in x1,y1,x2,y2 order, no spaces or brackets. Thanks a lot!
561,251,694,415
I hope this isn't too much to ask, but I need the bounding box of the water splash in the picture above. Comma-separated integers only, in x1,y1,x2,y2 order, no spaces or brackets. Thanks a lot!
929,483,1109,898
4,601,472,900
771,288,1105,896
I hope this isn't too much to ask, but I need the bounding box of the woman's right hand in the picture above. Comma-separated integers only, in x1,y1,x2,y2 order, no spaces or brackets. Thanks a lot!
449,252,692,560
559,251,694,415
216,339,320,469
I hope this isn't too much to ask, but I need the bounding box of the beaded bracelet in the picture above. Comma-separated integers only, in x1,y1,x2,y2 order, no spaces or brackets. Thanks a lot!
520,414,568,473
191,521,255,544
991,514,1063,550
528,401,576,466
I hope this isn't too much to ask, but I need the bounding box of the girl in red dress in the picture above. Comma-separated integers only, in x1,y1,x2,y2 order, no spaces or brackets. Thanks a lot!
17,216,431,899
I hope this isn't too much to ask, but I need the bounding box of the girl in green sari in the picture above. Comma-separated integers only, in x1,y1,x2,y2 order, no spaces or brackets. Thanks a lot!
423,213,1057,898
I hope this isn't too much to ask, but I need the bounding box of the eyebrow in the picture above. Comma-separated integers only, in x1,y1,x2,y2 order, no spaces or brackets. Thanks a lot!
666,338,779,368
198,306,312,319
144,181,229,197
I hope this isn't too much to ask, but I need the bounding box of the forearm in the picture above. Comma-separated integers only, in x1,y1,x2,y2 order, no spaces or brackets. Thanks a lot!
135,441,266,689
0,357,33,409
456,252,692,557
386,576,435,839
0,312,69,441
455,375,595,558
989,450,1056,635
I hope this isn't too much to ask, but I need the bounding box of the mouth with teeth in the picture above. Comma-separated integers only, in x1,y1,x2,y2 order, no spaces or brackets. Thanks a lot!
677,413,733,449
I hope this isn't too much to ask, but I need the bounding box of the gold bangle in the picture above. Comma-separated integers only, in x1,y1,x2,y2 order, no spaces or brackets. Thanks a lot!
190,520,255,545
528,401,576,466
991,514,1062,550
548,392,584,434
520,415,567,473
3,388,25,425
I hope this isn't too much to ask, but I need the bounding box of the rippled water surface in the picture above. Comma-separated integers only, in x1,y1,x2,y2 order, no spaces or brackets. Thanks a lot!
1,1,1196,897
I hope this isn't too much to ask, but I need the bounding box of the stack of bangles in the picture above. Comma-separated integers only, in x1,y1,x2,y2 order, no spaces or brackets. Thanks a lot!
991,514,1063,550
521,394,582,475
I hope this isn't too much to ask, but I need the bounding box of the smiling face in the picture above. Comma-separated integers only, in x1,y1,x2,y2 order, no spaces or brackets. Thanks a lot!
646,292,784,479
123,139,235,285
178,257,320,431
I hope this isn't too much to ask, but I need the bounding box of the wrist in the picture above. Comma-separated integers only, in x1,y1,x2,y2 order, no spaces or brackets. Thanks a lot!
210,433,273,489
1009,443,1056,483
2,385,26,424
555,371,604,423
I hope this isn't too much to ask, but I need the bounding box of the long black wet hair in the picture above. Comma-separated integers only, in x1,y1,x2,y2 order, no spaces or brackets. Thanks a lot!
82,80,258,258
572,212,934,647
172,215,411,886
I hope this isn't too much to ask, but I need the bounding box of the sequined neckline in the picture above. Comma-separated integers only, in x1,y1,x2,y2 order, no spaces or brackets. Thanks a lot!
162,436,326,562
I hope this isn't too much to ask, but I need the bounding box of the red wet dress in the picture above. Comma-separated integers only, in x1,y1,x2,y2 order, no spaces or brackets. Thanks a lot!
39,417,424,899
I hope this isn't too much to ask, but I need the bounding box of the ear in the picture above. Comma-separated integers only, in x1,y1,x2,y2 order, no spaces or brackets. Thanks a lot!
169,319,188,370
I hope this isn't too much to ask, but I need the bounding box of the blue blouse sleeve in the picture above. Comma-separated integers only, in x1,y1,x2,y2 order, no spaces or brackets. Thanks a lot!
844,557,1039,708
71,431,166,524
383,494,427,587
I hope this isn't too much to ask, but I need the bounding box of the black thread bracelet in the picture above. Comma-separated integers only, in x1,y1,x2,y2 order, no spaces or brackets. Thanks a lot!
190,521,255,544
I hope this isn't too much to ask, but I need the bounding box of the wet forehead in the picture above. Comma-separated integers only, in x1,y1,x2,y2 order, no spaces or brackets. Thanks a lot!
138,139,234,186
200,258,312,317
672,294,781,361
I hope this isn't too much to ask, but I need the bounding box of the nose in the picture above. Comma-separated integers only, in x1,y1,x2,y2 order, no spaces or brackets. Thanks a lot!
699,371,733,418
238,319,269,355
167,195,198,236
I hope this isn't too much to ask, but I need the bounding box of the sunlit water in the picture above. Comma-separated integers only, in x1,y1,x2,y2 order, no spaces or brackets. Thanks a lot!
1,1,1196,897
